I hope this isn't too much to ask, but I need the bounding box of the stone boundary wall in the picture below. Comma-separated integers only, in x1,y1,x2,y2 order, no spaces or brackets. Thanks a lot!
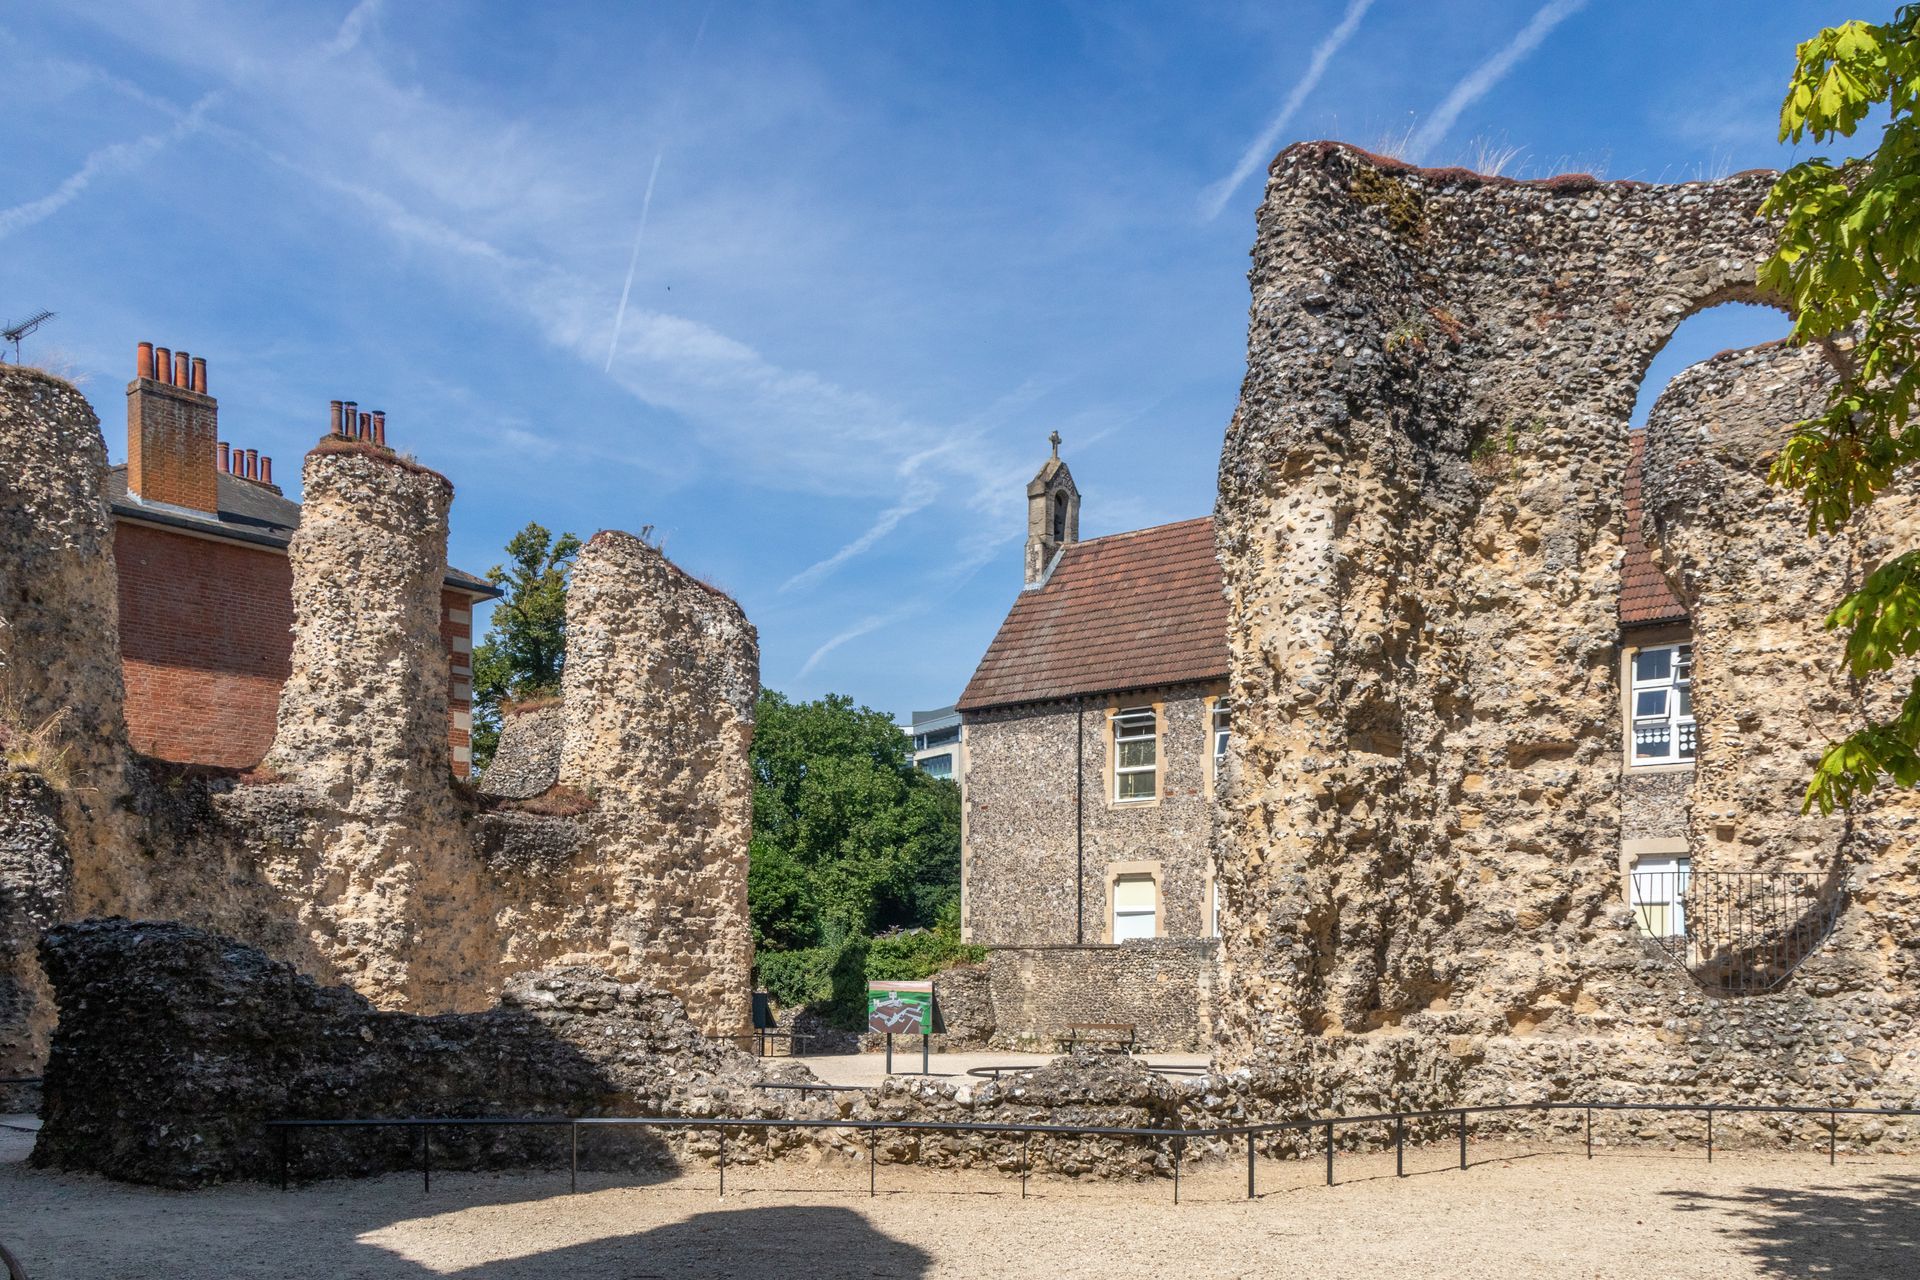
985,940,1217,1052
29,919,814,1186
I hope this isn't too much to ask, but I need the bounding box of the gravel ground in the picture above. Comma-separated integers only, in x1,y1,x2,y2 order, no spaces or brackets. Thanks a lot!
7,1122,1917,1279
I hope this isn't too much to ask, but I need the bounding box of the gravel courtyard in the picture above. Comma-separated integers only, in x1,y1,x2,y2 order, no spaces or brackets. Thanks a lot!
6,1120,1917,1279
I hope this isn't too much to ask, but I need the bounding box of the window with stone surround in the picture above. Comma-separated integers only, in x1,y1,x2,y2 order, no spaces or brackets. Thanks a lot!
1113,873,1157,940
1211,703,1229,774
1113,706,1158,801
1629,642,1695,766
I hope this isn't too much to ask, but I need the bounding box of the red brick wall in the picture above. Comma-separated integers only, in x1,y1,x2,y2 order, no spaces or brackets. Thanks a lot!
117,521,483,773
116,522,292,768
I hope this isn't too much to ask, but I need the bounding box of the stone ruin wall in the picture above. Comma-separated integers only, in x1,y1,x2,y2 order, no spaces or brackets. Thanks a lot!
0,364,758,1087
1213,141,1920,1123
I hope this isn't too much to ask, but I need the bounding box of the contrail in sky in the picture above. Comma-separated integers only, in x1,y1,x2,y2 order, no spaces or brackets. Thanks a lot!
1406,0,1588,163
0,94,216,241
1199,0,1375,221
604,151,665,373
603,2,714,373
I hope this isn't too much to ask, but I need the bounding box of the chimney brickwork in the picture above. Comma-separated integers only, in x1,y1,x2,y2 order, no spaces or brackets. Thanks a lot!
127,341,218,512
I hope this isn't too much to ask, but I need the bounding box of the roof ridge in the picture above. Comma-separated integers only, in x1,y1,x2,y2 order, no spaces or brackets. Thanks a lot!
1070,515,1213,548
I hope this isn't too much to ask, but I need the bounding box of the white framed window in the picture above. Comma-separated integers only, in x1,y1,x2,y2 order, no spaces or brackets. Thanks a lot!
1629,643,1695,766
1212,704,1229,774
1113,874,1157,941
1630,855,1690,939
1209,879,1221,938
1113,707,1158,802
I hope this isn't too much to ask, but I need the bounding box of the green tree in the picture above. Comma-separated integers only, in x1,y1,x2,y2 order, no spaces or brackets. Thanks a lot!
1764,6,1920,812
747,690,961,949
470,522,581,770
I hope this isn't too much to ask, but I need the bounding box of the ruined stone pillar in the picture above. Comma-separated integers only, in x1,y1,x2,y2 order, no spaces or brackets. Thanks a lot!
557,531,758,1038
0,366,129,810
0,366,131,1078
1214,143,1779,1089
266,440,455,813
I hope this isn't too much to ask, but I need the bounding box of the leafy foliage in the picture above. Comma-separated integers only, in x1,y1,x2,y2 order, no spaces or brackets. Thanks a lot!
755,909,984,1028
1762,6,1920,812
470,523,581,770
748,691,961,948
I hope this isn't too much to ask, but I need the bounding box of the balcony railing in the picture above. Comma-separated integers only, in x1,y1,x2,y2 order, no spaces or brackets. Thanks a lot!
1630,870,1846,996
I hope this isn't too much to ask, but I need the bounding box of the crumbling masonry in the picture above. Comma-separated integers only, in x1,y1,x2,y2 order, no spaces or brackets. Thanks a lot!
1213,143,1920,1117
0,362,757,1104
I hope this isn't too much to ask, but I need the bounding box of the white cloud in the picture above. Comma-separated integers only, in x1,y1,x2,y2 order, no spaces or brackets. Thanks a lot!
1199,0,1376,220
0,94,217,241
1406,0,1589,163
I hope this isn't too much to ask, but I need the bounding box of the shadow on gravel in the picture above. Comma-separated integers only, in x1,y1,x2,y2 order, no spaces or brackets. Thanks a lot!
446,1205,934,1280
1661,1173,1920,1278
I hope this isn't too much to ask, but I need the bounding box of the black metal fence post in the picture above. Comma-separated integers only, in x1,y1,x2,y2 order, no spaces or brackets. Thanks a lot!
1830,1111,1837,1166
278,1126,289,1192
1021,1132,1030,1200
1324,1121,1334,1186
1586,1107,1592,1160
1395,1116,1404,1177
1246,1131,1256,1199
421,1124,431,1194
1457,1111,1466,1171
868,1127,876,1198
570,1122,578,1194
1706,1108,1713,1164
718,1127,726,1198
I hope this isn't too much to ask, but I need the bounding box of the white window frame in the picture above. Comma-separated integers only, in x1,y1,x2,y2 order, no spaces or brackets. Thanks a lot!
1212,704,1229,774
1629,854,1690,939
1113,706,1158,803
1209,878,1221,938
1628,642,1696,767
1112,873,1157,941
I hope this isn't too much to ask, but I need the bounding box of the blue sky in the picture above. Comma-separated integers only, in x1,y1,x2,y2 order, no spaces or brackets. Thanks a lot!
1,1,1853,719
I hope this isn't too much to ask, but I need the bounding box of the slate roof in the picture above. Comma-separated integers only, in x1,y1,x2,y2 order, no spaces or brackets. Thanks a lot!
106,465,497,597
957,518,1229,712
1619,433,1688,628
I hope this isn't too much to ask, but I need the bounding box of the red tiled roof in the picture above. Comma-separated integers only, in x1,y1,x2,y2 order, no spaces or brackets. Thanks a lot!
957,518,1229,712
1621,433,1688,627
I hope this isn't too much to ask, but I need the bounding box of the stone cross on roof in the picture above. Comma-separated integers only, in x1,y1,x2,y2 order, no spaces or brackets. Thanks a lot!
1048,430,1061,458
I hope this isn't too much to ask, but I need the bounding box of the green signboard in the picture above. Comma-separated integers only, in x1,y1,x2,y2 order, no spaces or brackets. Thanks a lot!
867,980,934,1036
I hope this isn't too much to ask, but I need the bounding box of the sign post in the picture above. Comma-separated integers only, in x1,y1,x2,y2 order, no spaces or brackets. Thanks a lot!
867,980,935,1075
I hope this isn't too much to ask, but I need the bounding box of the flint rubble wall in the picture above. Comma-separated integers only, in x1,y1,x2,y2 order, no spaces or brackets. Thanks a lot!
0,365,760,1073
1212,142,1920,1118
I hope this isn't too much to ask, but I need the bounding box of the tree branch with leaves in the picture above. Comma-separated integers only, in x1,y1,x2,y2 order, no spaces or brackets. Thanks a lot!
469,522,581,770
1762,5,1920,812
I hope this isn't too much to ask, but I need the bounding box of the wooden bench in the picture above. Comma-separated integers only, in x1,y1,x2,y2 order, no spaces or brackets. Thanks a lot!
1059,1022,1136,1053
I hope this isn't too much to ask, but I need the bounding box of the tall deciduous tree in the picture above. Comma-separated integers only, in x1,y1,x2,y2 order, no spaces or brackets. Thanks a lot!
470,523,581,770
748,691,961,950
1763,6,1920,811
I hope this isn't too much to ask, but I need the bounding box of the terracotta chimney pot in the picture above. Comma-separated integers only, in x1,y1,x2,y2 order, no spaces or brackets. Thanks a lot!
137,342,155,380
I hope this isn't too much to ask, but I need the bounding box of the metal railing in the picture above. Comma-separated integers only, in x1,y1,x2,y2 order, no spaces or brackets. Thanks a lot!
264,1097,1918,1204
1631,870,1847,994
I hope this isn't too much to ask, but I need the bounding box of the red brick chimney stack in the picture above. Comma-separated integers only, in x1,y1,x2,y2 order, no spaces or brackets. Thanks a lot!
128,340,218,512
372,411,386,445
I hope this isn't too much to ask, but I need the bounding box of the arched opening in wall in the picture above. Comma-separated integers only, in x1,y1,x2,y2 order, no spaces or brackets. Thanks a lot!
1052,490,1068,540
1629,301,1793,428
1619,298,1859,996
